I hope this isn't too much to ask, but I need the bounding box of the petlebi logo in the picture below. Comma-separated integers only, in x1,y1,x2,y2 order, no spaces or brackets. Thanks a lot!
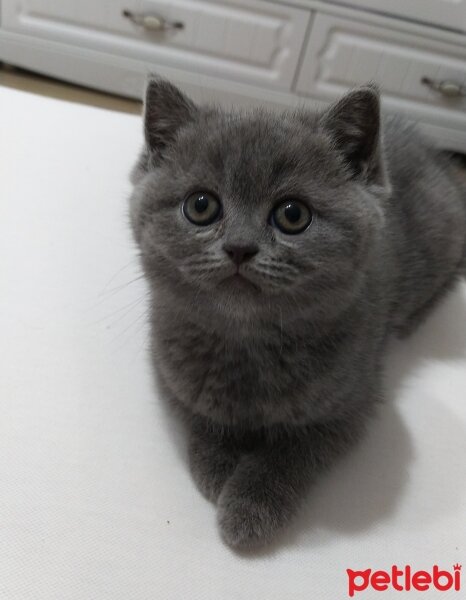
346,564,461,596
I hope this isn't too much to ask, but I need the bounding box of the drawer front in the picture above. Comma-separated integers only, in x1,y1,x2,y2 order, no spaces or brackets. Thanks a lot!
296,13,466,129
327,0,466,32
1,0,311,90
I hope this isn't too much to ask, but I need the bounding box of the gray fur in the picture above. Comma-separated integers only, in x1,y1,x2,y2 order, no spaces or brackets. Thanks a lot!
129,78,466,548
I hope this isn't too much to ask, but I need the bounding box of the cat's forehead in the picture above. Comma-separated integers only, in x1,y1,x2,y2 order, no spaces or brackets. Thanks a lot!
173,110,341,199
204,110,316,164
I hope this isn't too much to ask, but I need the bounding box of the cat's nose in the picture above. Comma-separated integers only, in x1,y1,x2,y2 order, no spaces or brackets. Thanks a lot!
223,242,259,266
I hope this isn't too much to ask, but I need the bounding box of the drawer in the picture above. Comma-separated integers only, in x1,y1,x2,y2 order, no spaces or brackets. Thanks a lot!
295,13,466,131
326,0,466,33
1,0,311,91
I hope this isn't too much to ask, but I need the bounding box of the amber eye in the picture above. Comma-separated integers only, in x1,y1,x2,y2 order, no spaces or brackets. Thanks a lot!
271,200,312,234
182,191,222,226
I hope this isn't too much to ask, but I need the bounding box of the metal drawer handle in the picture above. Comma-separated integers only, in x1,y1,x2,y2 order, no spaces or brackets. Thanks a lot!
122,9,184,32
421,77,466,98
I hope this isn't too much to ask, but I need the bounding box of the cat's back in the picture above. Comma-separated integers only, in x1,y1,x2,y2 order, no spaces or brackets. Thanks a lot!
383,115,460,190
381,115,466,333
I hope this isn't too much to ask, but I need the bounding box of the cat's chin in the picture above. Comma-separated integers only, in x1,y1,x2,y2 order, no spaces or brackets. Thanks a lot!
209,275,266,322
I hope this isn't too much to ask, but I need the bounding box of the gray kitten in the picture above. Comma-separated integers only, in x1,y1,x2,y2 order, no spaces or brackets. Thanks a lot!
129,78,466,548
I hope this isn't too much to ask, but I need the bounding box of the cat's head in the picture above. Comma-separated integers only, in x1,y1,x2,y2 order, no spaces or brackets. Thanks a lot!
130,78,389,324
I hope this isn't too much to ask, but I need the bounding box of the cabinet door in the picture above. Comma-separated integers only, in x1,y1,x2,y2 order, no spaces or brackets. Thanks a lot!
296,13,466,131
0,0,311,91
333,0,466,32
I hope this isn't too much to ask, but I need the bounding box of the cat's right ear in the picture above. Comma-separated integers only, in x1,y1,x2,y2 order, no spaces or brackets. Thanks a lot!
144,76,198,156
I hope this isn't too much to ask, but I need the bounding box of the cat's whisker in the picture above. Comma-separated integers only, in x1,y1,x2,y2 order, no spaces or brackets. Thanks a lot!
98,274,147,298
111,306,149,342
111,307,151,352
93,294,148,328
100,258,139,292
257,260,299,276
184,257,223,268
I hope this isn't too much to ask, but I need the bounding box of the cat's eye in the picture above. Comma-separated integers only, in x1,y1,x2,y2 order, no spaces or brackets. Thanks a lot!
271,200,312,234
182,191,222,226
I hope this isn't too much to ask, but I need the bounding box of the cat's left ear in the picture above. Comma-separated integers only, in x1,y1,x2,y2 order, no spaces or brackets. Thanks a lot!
319,85,386,186
144,76,198,156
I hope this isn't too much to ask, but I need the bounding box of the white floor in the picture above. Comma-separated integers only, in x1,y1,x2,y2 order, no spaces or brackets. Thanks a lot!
1,87,465,599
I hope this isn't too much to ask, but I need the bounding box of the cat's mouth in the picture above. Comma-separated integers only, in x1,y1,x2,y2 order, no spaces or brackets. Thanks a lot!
221,272,260,292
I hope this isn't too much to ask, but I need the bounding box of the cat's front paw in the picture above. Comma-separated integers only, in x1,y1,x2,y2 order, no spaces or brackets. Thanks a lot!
217,463,292,548
218,491,282,549
190,454,236,502
189,432,240,503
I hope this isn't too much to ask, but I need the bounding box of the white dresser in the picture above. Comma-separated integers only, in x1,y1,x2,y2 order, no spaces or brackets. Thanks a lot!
1,0,465,151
